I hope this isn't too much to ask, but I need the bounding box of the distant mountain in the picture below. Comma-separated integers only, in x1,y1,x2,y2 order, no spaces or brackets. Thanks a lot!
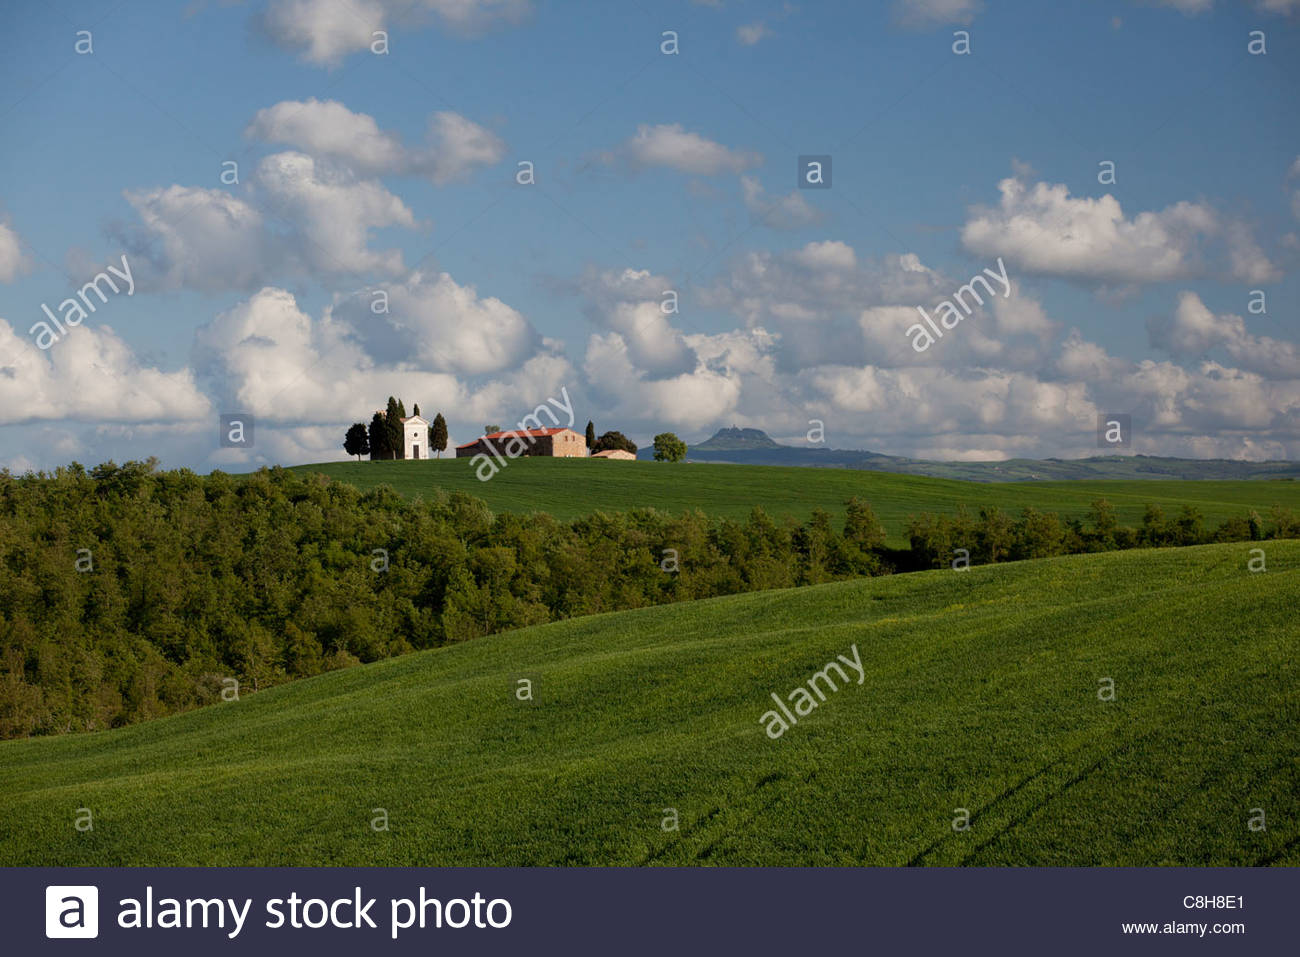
665,429,1300,482
693,427,782,451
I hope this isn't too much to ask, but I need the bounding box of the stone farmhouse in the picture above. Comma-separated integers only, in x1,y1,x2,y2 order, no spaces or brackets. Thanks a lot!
456,427,587,459
591,449,636,460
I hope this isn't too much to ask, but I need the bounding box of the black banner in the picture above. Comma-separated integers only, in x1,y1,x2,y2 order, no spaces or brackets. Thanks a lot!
14,867,1293,954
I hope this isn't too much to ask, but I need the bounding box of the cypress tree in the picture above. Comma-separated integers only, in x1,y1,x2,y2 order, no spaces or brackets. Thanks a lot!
585,420,596,449
386,397,404,460
431,413,449,458
368,412,389,461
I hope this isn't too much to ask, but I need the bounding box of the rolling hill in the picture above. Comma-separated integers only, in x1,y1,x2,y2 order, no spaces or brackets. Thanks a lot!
678,428,1300,480
288,458,1300,545
692,426,784,451
2,541,1296,866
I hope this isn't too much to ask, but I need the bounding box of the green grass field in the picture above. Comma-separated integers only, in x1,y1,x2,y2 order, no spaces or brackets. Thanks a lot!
290,458,1300,545
2,541,1296,866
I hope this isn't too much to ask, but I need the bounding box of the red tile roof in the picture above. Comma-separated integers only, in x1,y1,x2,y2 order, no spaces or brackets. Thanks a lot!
455,427,573,449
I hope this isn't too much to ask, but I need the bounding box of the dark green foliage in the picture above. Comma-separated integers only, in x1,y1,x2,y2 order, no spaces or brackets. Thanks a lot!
1173,505,1205,546
843,497,886,550
1141,504,1169,546
484,425,502,435
976,506,1015,563
0,463,884,738
652,432,687,462
593,431,637,454
3,541,1297,866
839,497,887,576
0,460,1289,741
385,397,404,460
430,413,448,457
903,501,1282,571
368,413,390,461
792,509,836,584
585,420,596,449
1088,498,1119,550
1012,507,1065,560
1269,505,1300,538
343,423,369,461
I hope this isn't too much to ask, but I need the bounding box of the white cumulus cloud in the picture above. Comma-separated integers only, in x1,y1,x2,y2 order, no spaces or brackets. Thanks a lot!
0,318,210,426
740,176,824,229
247,99,505,185
0,220,33,283
261,0,531,66
192,286,569,427
119,152,417,291
330,270,541,376
602,123,762,176
255,151,416,276
1148,291,1300,379
576,266,698,377
893,0,982,28
962,175,1279,285
119,185,272,292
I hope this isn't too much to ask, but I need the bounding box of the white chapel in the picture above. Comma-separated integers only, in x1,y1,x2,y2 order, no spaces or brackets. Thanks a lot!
401,415,430,460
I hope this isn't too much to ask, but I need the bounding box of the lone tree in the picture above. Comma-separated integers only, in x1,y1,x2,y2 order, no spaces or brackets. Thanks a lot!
484,424,502,435
368,412,390,460
585,420,596,449
592,430,637,454
343,423,370,461
430,412,448,458
652,432,687,462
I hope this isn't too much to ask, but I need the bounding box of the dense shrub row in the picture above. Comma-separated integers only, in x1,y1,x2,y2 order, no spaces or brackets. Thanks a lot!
903,499,1293,569
1,461,1294,738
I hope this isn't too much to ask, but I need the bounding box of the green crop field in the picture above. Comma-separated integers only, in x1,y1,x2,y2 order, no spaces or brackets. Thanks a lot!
2,540,1296,866
289,458,1300,545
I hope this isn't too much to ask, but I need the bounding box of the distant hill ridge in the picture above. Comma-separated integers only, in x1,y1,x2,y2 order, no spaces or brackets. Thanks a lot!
679,428,1300,482
693,426,782,450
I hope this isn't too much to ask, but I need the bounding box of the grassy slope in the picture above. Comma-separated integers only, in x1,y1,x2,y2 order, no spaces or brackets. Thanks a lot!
2,541,1296,866
291,458,1300,544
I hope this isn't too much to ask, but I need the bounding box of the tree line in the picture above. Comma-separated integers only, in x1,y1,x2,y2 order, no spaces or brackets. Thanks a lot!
344,397,449,461
341,404,666,462
902,500,1287,568
1,460,1294,739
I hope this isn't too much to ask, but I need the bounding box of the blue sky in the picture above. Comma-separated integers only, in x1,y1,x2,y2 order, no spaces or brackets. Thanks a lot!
1,0,1298,472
